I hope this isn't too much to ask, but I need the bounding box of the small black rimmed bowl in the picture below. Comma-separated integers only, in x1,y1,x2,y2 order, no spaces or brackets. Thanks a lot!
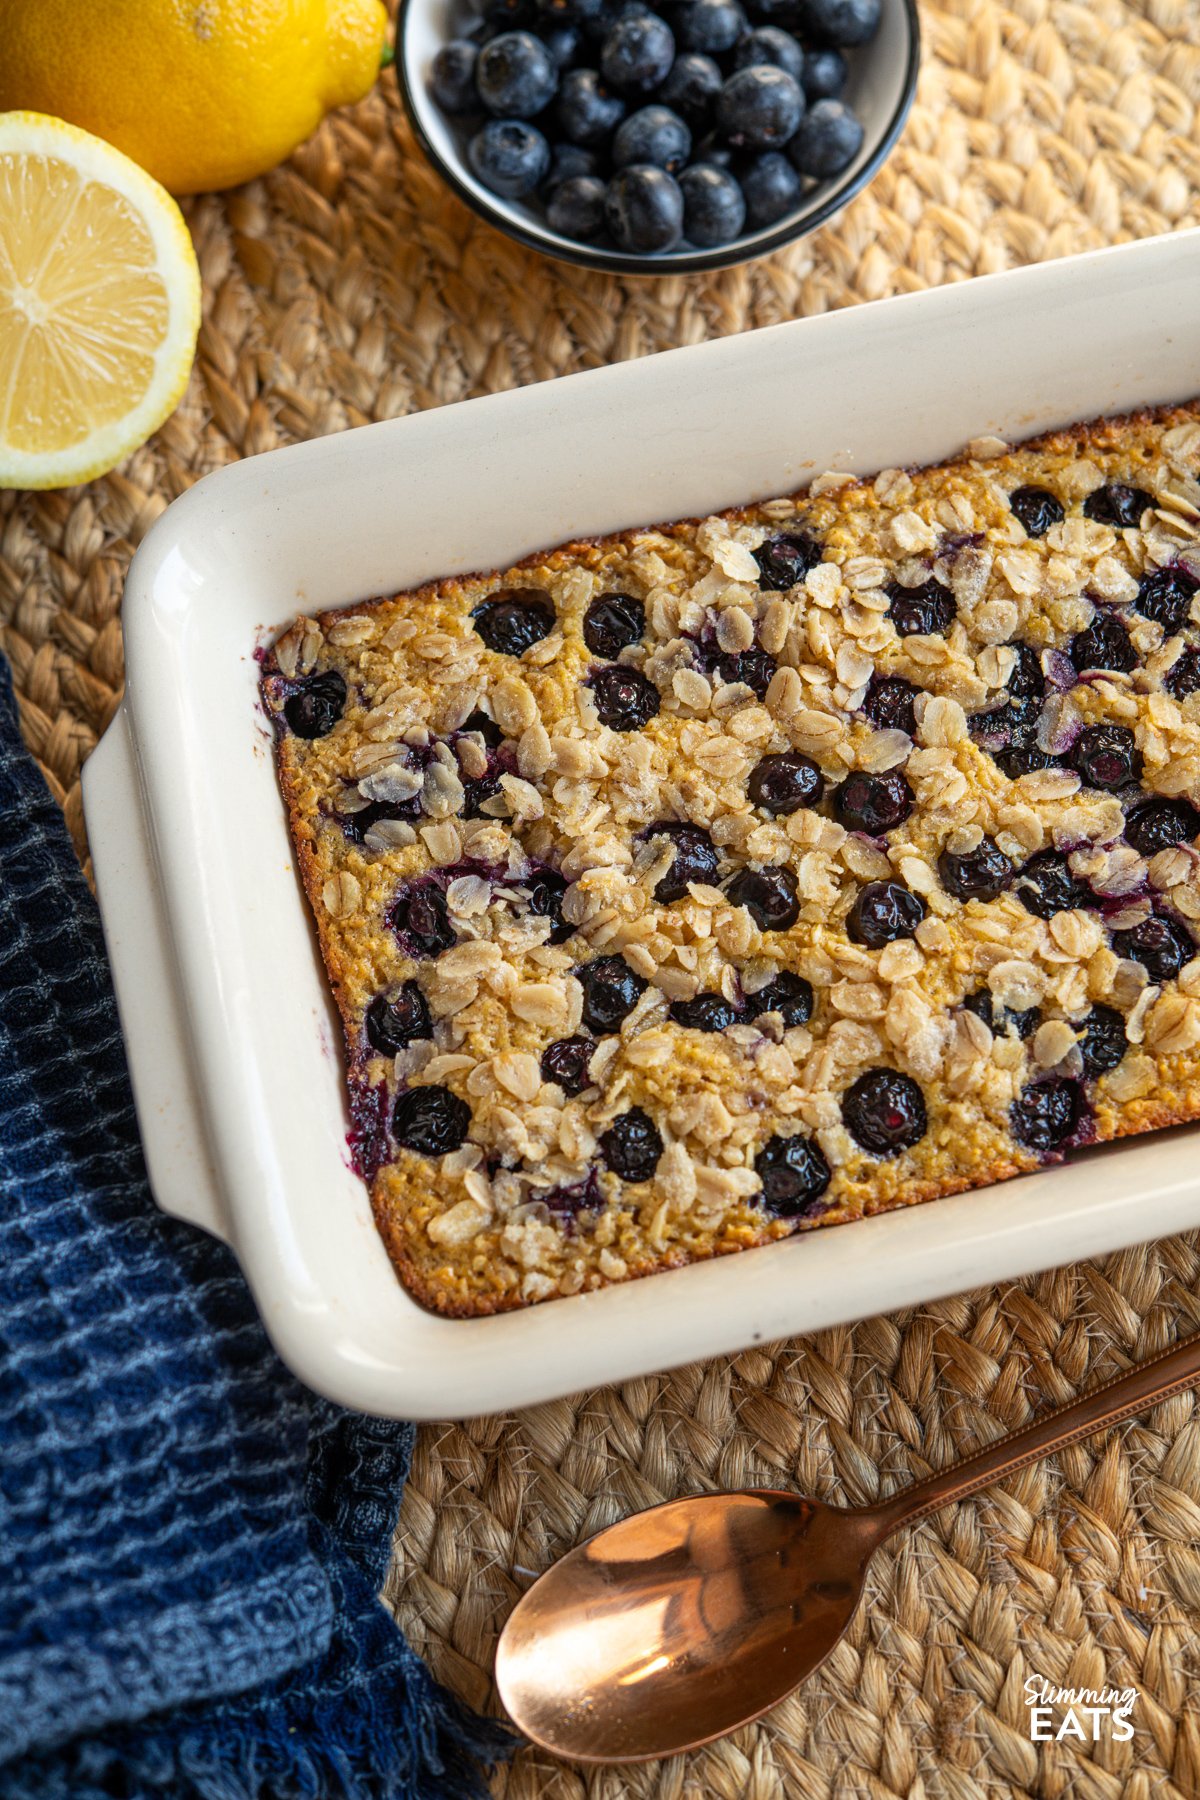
397,0,920,277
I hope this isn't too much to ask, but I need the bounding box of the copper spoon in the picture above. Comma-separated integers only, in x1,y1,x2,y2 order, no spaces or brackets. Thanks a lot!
496,1330,1200,1764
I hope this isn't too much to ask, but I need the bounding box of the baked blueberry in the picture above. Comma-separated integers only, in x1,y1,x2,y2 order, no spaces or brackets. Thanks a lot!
613,103,692,170
786,98,863,177
1083,483,1155,528
1133,565,1198,634
748,970,814,1026
1006,641,1046,697
468,118,552,196
527,866,573,942
886,576,956,638
548,173,608,237
963,989,1040,1040
600,10,675,91
1166,645,1200,699
1015,849,1091,919
1069,612,1137,675
583,590,645,656
1008,486,1064,538
725,864,800,930
645,821,720,901
753,530,822,590
678,163,746,246
670,0,745,52
669,991,740,1031
578,954,648,1030
1112,915,1194,982
938,836,1013,902
1010,1077,1081,1153
735,25,805,77
1078,1004,1128,1077
600,1106,664,1180
861,674,917,736
590,662,661,728
1124,797,1200,857
1070,723,1142,791
795,0,881,46
846,880,925,946
754,1133,832,1216
540,1034,596,1094
476,30,559,115
748,750,824,815
460,707,504,749
800,46,847,100
716,65,805,149
833,770,914,836
283,669,347,738
712,647,777,695
391,884,458,956
996,744,1063,779
738,150,804,226
841,1068,926,1155
460,773,502,818
556,66,626,143
605,164,685,252
430,39,480,112
392,1085,471,1155
365,983,433,1054
472,587,555,652
659,52,723,127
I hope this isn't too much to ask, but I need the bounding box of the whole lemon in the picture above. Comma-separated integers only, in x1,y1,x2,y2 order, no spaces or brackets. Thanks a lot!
0,0,390,195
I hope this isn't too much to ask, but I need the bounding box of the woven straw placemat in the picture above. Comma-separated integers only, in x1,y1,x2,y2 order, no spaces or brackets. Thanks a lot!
4,0,1200,1792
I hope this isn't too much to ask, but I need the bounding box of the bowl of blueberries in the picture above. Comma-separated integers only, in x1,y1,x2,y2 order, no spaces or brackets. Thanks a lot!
398,0,919,273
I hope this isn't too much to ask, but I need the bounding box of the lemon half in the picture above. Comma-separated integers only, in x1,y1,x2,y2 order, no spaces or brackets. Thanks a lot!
0,112,201,490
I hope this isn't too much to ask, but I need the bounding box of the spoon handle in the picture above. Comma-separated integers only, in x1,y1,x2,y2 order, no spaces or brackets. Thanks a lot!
872,1329,1200,1536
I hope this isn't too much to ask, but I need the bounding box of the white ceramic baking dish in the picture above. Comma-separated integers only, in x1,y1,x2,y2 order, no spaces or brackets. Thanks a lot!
85,228,1200,1420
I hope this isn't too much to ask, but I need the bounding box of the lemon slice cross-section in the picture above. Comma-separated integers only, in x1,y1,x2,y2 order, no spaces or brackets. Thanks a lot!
0,111,201,490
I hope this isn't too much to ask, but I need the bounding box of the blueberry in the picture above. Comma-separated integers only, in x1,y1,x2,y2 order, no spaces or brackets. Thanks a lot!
963,989,1040,1041
748,970,813,1026
472,587,555,653
614,104,692,170
283,668,346,738
527,867,573,942
753,530,822,589
1006,641,1046,697
794,0,880,45
679,163,746,245
605,164,685,250
716,65,805,149
460,707,505,748
735,25,805,77
1124,797,1200,857
468,119,552,196
842,1068,926,1155
536,0,608,20
578,954,648,1030
365,983,433,1054
861,674,917,736
543,138,601,188
669,991,740,1030
847,880,925,946
800,46,847,100
1112,915,1194,983
548,173,608,237
460,773,502,818
1015,849,1091,919
725,864,800,930
787,97,862,177
755,1132,831,1216
538,19,584,66
737,150,804,225
658,52,724,127
583,590,645,655
749,0,804,18
484,0,539,26
393,1085,471,1155
1069,612,1137,675
669,0,746,51
1165,645,1200,698
886,576,956,638
748,750,824,815
556,67,626,143
1008,485,1064,539
431,39,480,113
590,661,661,727
938,836,1013,902
1078,1004,1128,1077
475,31,559,115
832,770,914,836
392,884,458,956
600,11,676,92
1083,483,1155,528
1070,723,1142,791
540,1034,596,1093
644,821,720,901
712,647,777,694
1133,565,1198,634
600,1106,664,1181
1010,1078,1081,1153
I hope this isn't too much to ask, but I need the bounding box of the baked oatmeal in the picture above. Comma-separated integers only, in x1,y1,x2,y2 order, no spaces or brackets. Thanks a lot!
261,402,1200,1316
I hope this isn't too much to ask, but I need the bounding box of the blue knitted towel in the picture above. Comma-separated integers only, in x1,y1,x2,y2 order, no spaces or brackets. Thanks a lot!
0,656,512,1799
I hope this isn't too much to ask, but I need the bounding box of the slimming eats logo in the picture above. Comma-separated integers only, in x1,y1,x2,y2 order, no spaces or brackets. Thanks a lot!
1024,1674,1136,1742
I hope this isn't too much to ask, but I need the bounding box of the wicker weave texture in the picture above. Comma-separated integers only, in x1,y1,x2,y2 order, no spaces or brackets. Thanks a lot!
3,0,1200,1792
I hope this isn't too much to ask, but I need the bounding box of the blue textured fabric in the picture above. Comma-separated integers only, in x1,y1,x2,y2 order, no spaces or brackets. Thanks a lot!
0,658,512,1799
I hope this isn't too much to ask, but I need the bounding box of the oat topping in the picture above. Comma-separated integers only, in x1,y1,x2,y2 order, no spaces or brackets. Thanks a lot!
262,401,1200,1317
